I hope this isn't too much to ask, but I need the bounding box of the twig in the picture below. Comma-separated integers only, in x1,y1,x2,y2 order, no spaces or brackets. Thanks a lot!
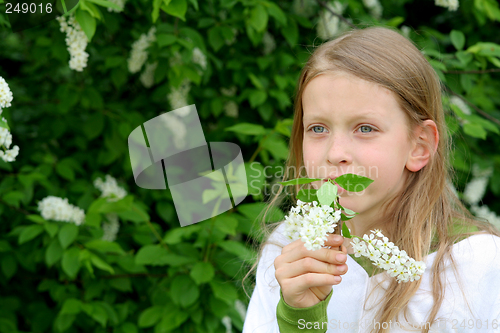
444,86,500,127
315,0,357,29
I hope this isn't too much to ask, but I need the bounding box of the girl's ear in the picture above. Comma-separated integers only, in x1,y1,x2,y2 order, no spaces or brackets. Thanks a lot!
406,120,439,172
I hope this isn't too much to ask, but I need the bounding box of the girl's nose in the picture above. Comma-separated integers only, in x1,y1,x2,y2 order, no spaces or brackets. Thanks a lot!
326,133,353,166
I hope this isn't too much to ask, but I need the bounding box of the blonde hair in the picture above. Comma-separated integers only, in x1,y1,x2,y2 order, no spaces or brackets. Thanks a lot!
242,26,500,332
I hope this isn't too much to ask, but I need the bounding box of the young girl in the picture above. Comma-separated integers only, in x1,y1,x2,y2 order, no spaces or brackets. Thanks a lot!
242,26,500,332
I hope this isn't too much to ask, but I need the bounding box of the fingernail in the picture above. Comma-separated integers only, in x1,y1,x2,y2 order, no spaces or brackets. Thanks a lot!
336,253,346,262
334,276,341,283
334,235,343,242
338,265,346,272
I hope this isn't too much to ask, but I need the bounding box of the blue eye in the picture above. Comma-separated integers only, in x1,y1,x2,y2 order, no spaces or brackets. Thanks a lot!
311,126,325,133
359,125,373,133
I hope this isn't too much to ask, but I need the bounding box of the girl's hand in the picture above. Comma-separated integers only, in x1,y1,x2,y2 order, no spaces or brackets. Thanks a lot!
274,234,348,308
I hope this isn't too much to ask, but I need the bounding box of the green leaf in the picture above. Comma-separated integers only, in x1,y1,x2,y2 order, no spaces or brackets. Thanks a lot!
281,18,298,47
90,253,115,274
0,119,9,131
0,240,12,252
18,224,44,244
317,181,337,206
214,214,238,236
343,207,357,217
248,73,264,89
218,240,255,261
296,188,318,203
156,33,177,47
248,90,267,108
85,239,125,255
450,30,465,50
341,222,351,238
46,238,63,267
44,222,59,237
62,247,81,278
58,224,79,249
463,122,487,139
27,214,46,224
135,245,195,266
60,298,82,315
76,9,97,41
152,0,163,22
278,178,322,186
208,26,224,51
83,302,108,327
138,306,163,328
162,0,187,21
163,225,202,244
224,123,267,136
249,4,268,32
170,275,199,307
334,174,374,192
86,0,121,10
155,307,189,331
209,279,237,305
190,262,215,284
266,2,287,26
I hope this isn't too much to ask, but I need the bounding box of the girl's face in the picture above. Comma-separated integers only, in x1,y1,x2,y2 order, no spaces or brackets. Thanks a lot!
302,72,415,226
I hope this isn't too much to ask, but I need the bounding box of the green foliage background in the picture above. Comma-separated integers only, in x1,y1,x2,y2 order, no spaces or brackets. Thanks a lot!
1,0,500,332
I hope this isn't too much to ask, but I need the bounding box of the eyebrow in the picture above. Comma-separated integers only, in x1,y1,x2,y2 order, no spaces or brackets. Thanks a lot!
303,111,382,123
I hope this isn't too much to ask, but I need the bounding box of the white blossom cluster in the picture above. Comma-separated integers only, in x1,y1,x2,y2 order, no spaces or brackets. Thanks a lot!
140,61,158,88
159,111,187,149
435,0,459,11
192,47,207,73
167,78,191,111
221,316,232,333
262,31,276,55
56,15,89,72
400,25,411,39
283,199,341,251
351,229,426,283
127,27,156,74
221,86,239,118
94,174,127,202
0,77,19,163
463,164,492,206
450,95,471,115
234,299,247,320
471,205,500,230
317,1,347,40
0,77,13,110
363,0,383,18
38,196,85,225
107,0,126,12
102,213,120,242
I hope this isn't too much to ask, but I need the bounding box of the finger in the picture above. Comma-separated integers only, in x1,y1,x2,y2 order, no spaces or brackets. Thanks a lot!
285,273,342,294
323,234,345,247
280,243,347,266
275,257,348,281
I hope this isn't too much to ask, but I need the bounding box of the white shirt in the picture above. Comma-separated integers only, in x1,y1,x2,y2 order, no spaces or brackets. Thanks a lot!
243,223,500,332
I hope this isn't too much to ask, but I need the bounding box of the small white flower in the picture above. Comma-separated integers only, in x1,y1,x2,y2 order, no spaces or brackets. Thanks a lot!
283,200,339,251
38,196,85,225
224,101,239,118
102,213,120,242
167,78,191,110
57,14,89,72
2,145,19,162
234,299,247,320
262,31,276,55
128,27,156,74
192,47,207,71
317,1,345,40
450,95,471,115
0,77,13,109
435,0,459,11
94,175,127,202
350,229,425,283
107,0,126,12
463,176,488,206
221,316,232,333
139,61,158,88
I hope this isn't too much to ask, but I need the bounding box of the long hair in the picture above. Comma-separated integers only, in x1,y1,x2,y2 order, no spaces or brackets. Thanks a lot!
242,26,500,332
